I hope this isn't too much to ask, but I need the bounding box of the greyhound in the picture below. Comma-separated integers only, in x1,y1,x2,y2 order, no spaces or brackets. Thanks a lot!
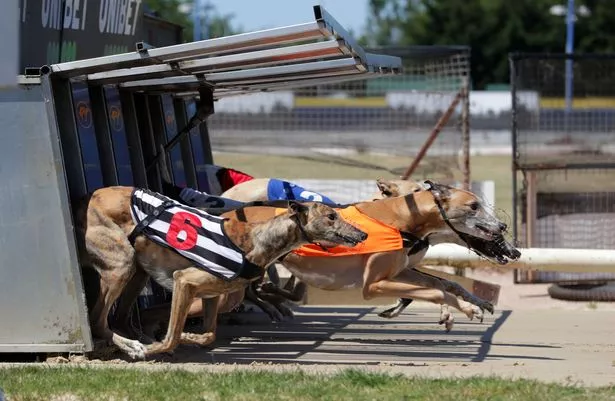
153,180,520,334
74,186,367,359
219,178,508,329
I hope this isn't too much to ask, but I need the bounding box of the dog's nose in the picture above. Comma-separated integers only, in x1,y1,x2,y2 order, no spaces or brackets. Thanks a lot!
359,231,368,241
498,222,508,232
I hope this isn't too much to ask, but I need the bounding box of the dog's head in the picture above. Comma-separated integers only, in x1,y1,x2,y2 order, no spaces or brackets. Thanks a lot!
287,201,368,248
409,180,521,265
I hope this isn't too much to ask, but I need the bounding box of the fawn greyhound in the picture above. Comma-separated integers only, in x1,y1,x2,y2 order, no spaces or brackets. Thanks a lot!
74,186,367,359
218,178,517,329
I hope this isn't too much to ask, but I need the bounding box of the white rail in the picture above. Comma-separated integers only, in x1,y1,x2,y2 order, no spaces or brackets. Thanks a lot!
423,244,615,273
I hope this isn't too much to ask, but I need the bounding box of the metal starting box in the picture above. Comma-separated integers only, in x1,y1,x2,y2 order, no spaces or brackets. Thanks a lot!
0,5,401,353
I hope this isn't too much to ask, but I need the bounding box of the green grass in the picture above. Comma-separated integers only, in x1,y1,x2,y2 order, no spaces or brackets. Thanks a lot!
0,366,613,401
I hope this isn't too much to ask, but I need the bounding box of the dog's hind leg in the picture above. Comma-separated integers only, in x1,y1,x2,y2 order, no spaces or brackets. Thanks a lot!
144,267,206,356
86,226,148,359
180,297,219,346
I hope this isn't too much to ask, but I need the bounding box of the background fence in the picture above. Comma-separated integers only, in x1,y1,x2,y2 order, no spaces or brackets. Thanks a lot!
511,53,615,285
207,45,472,200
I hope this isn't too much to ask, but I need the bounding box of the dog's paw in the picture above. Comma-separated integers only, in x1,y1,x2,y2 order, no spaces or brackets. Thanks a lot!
378,306,401,319
122,339,147,360
482,301,495,315
471,305,484,323
438,312,454,332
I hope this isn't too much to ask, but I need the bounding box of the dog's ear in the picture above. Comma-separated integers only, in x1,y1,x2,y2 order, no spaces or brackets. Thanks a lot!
287,200,308,216
376,178,399,198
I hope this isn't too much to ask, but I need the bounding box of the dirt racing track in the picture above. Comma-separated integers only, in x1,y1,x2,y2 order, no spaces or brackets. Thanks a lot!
43,303,614,387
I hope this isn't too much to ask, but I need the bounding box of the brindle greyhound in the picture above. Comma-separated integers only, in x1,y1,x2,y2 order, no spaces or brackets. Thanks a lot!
75,186,367,359
135,178,427,329
159,180,520,333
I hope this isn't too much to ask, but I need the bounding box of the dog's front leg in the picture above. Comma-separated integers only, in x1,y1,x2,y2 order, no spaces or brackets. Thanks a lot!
378,298,414,319
110,268,151,341
144,269,199,357
245,281,284,322
402,268,494,319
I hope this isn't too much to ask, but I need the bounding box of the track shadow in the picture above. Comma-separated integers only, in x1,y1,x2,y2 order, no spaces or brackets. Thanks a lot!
136,306,563,365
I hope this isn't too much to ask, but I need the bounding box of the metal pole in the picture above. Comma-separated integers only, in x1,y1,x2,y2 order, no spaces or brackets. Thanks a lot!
525,171,538,282
564,0,575,114
461,76,471,191
509,54,521,283
192,0,202,41
423,245,615,274
456,79,470,278
203,1,211,39
401,90,463,180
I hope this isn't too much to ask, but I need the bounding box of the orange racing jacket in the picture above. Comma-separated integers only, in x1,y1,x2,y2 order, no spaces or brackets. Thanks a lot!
292,205,404,257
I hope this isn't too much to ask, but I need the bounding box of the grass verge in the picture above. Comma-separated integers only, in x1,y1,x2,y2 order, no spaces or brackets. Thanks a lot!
0,366,613,401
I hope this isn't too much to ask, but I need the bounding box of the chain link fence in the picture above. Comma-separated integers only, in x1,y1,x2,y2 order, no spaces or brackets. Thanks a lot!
511,53,615,288
208,45,472,200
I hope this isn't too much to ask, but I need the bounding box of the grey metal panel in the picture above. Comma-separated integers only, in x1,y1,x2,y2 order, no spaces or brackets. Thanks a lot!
0,84,92,351
45,6,402,96
87,40,347,85
206,58,362,82
48,21,325,77
151,22,325,62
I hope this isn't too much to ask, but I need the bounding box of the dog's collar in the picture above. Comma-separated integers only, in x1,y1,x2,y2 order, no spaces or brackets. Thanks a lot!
401,231,430,255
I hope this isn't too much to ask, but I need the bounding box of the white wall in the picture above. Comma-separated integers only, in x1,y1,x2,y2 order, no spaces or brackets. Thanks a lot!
214,90,539,117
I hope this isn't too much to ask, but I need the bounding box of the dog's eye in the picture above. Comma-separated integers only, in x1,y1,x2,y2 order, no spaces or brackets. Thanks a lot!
469,202,480,211
328,213,337,221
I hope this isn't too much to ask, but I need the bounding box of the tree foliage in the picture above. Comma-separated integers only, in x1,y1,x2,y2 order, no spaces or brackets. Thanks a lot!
144,0,241,42
361,0,615,89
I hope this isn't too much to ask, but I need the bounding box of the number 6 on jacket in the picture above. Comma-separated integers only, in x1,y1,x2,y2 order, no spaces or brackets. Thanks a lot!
166,211,202,250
